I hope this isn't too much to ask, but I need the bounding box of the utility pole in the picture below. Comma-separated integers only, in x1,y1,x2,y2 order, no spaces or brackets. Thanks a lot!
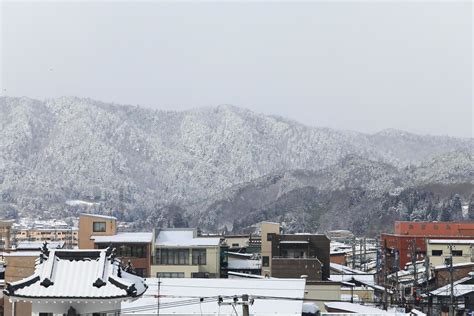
363,237,367,272
242,294,250,316
157,276,162,316
424,252,431,315
410,239,418,308
382,240,388,310
352,236,356,270
359,239,363,271
448,244,455,316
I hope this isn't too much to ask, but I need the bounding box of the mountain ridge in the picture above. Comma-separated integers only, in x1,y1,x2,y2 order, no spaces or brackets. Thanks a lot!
0,96,472,234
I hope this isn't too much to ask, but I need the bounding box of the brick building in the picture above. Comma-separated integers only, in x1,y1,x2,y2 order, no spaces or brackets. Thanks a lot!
381,221,474,271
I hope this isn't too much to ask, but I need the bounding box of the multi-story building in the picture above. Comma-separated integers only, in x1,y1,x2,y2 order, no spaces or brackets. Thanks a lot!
152,228,221,278
427,239,474,267
260,222,330,281
381,221,474,271
92,232,154,277
78,213,116,249
12,220,78,247
78,213,153,277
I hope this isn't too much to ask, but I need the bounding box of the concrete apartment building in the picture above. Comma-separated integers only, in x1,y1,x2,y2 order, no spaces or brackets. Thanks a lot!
78,213,117,249
78,213,153,277
152,228,221,278
427,239,474,267
13,220,78,247
260,222,330,281
92,232,154,277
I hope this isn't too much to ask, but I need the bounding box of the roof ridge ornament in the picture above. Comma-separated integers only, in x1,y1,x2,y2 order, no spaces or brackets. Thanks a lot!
39,241,50,263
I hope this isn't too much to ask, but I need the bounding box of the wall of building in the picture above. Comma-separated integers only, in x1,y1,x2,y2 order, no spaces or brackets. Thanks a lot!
4,254,37,316
151,246,220,278
30,300,121,314
150,264,200,278
271,234,330,280
78,215,116,249
382,234,474,270
224,236,250,249
427,242,473,267
260,222,280,277
305,282,341,312
340,287,374,303
272,258,322,280
330,253,347,266
434,264,474,288
95,242,152,277
395,221,474,237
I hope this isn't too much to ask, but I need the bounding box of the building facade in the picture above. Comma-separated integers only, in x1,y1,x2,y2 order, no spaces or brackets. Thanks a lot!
92,232,154,277
381,221,474,271
260,222,330,280
78,213,117,249
427,239,474,267
152,228,221,278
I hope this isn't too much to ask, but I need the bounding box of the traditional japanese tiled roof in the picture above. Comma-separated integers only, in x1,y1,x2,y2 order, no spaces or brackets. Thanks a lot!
3,245,147,300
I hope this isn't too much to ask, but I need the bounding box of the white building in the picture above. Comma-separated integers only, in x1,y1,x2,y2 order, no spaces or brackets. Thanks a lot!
3,247,147,315
122,277,307,315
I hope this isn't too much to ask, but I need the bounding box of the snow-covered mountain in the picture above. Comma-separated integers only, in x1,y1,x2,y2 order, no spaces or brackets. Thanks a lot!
0,96,472,233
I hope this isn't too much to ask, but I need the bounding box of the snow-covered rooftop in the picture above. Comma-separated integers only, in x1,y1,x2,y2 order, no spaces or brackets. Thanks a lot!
156,229,221,247
16,241,64,250
430,276,474,297
92,232,153,244
80,213,117,220
325,302,391,314
428,239,474,244
4,248,147,300
122,277,305,315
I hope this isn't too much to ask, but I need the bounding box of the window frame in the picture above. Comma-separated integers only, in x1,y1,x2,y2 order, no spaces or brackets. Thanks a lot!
92,221,106,233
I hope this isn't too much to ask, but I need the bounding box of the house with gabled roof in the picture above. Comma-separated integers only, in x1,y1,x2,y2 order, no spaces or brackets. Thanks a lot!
3,244,147,315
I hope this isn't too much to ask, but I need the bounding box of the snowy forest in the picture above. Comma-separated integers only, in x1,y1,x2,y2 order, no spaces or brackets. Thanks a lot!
0,96,472,236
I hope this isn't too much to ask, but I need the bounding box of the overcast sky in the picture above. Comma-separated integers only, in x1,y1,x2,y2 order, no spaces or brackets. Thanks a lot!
1,1,472,137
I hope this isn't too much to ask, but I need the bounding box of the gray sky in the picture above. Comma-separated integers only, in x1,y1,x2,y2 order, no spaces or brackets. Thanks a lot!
1,1,472,137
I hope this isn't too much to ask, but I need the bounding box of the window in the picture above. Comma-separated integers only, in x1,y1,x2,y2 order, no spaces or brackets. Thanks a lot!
157,249,189,265
157,272,184,278
267,233,274,242
92,222,106,232
192,249,207,265
431,250,442,256
452,250,463,257
112,245,147,258
232,243,239,247
262,256,269,267
192,272,210,278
